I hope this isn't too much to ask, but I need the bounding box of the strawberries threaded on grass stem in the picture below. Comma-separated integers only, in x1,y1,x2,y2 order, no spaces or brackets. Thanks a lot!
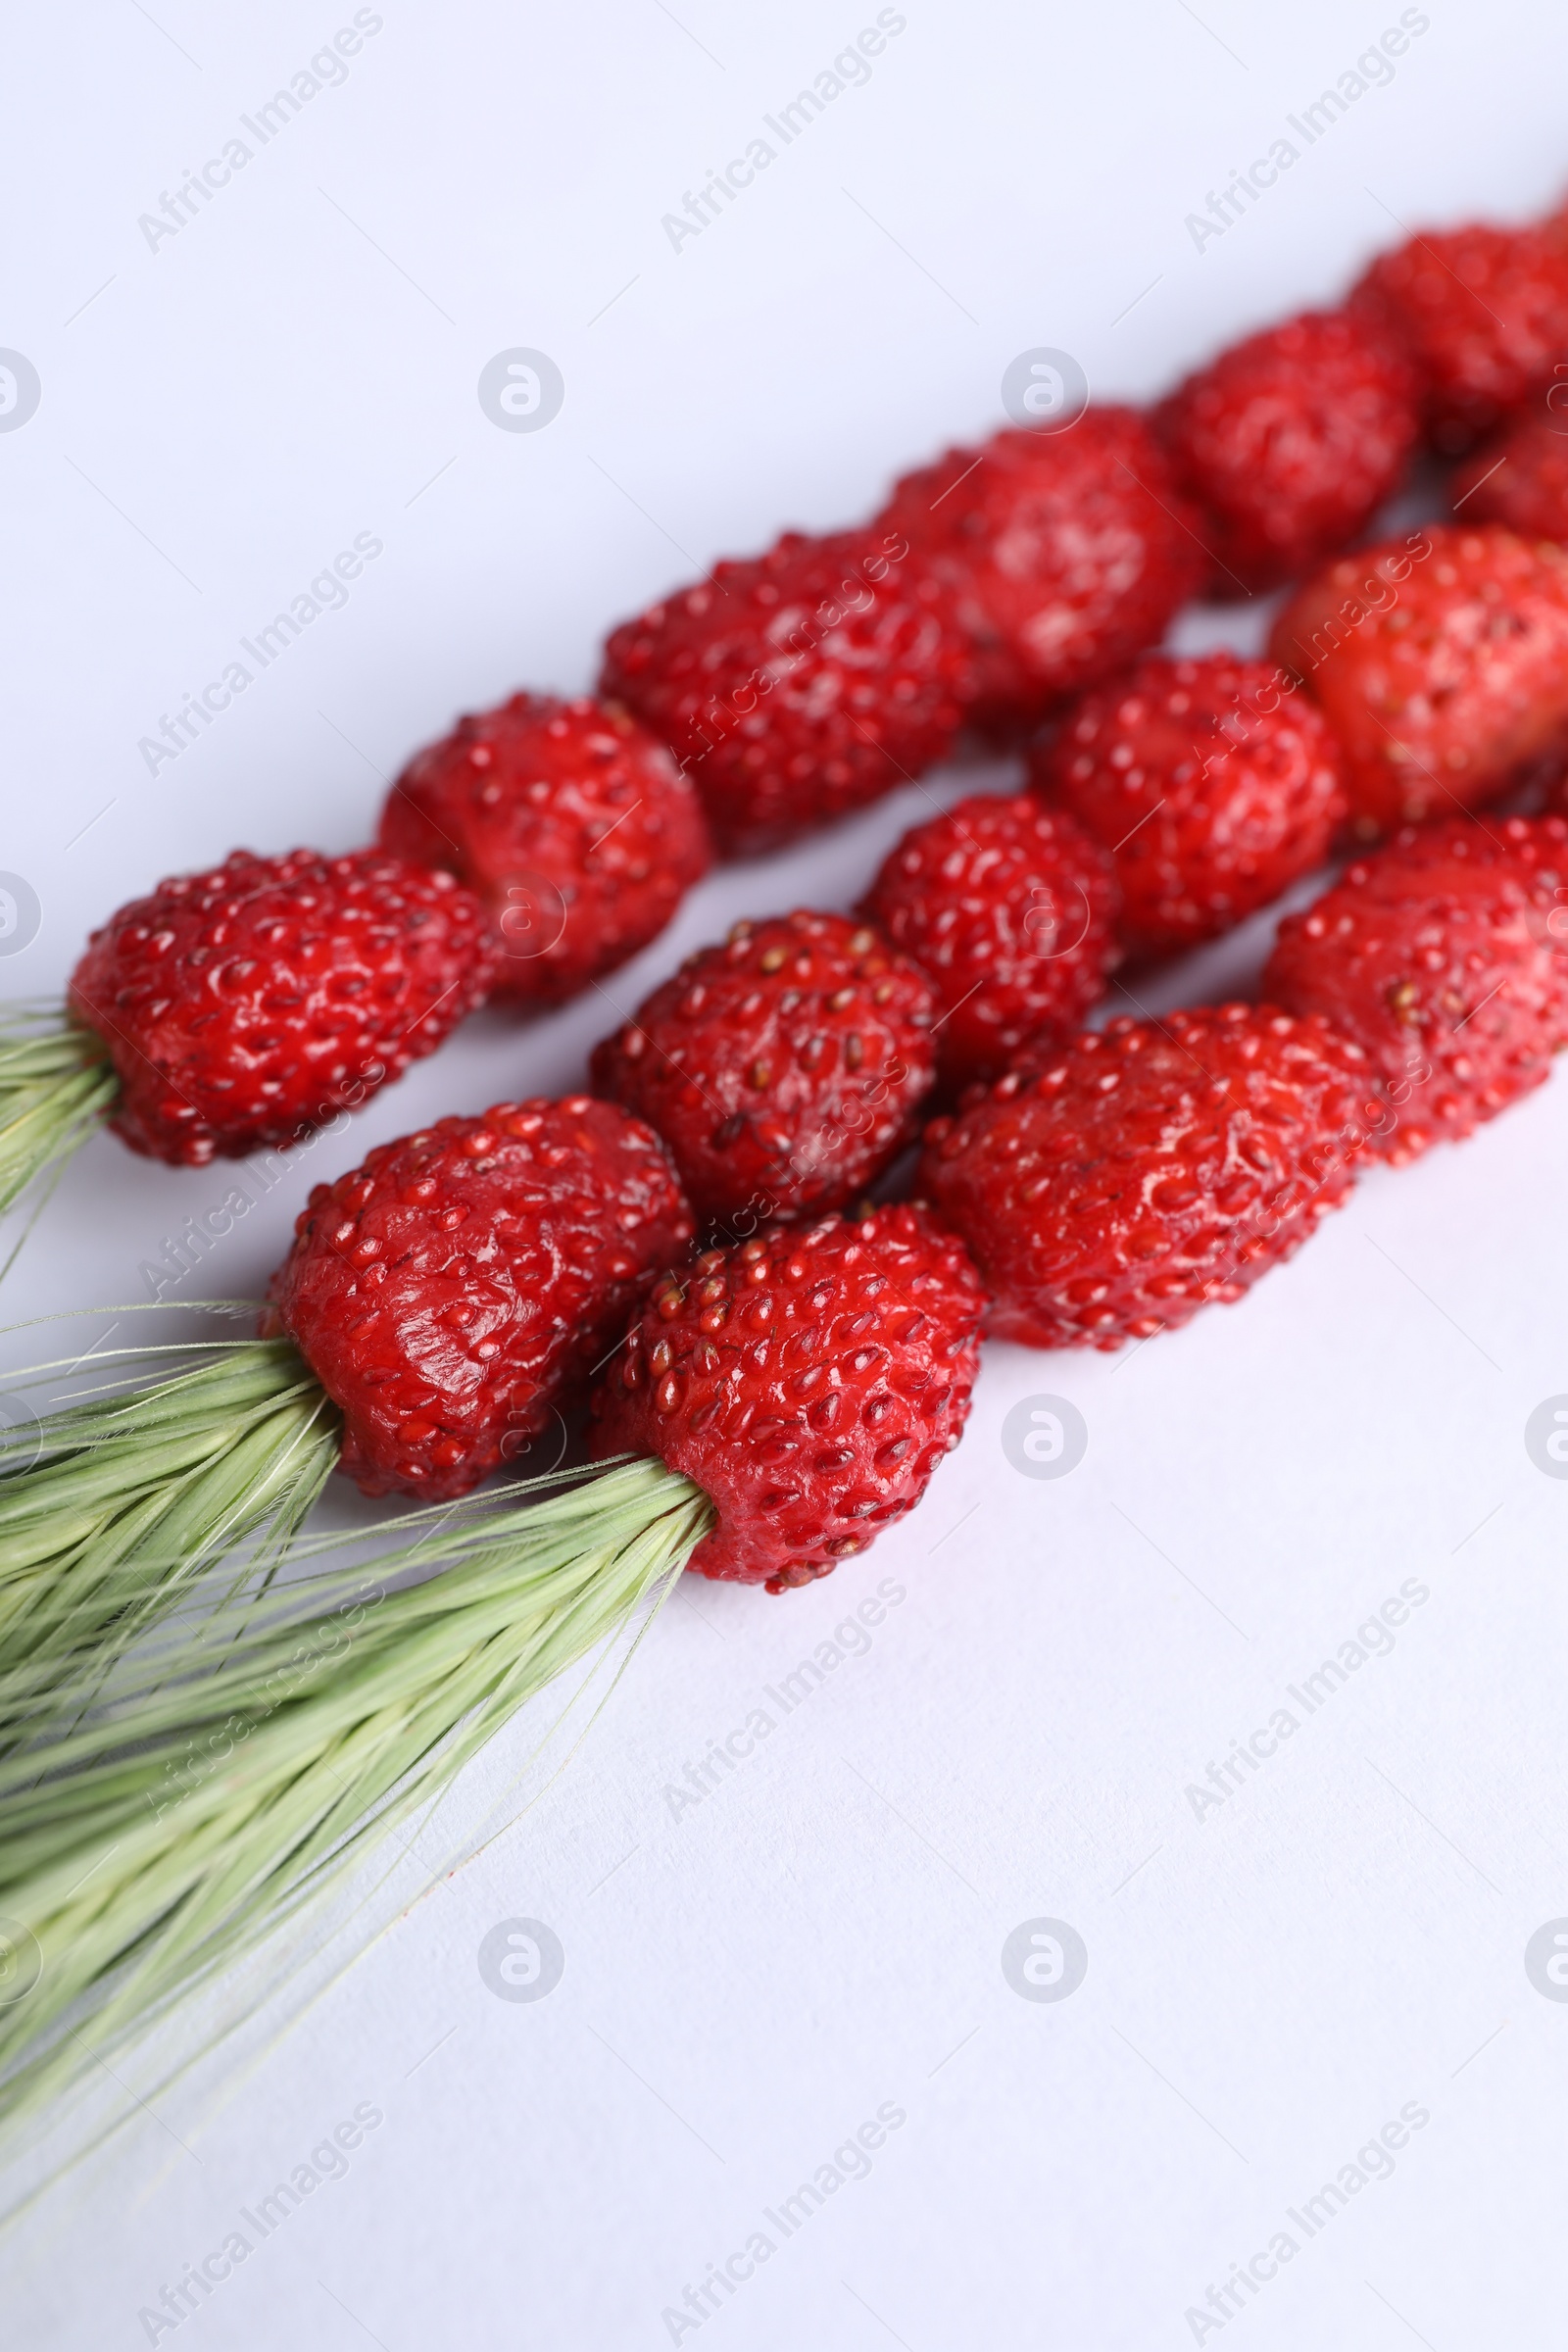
1270,526,1568,835
1448,411,1568,538
1155,308,1420,594
590,1204,986,1592
600,528,968,858
876,409,1205,735
67,847,499,1167
1265,815,1568,1159
591,910,939,1230
378,692,711,1005
921,1005,1381,1350
267,1097,695,1498
1351,221,1568,452
1030,653,1348,956
861,792,1120,1091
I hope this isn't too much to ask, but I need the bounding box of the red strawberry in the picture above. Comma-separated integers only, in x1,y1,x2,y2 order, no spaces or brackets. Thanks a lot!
68,849,498,1167
590,911,938,1230
266,1097,694,1498
920,1005,1376,1349
1449,409,1568,536
876,409,1205,734
377,693,710,1006
589,1204,984,1592
1269,525,1568,835
1264,815,1568,1161
1030,653,1347,955
1350,223,1568,452
599,528,967,858
859,792,1120,1090
1155,309,1420,593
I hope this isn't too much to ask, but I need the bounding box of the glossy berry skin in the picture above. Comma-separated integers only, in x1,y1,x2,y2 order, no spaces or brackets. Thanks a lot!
1449,411,1568,537
1265,817,1568,1162
876,409,1205,734
378,693,711,1007
920,1006,1376,1350
1270,526,1568,835
69,849,497,1167
599,529,967,858
1031,654,1347,956
1156,309,1420,593
590,911,938,1230
1350,224,1568,452
590,1205,985,1592
267,1098,694,1499
860,793,1120,1090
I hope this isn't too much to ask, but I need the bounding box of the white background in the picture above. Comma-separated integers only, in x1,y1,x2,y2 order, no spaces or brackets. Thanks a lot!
3,3,1568,2345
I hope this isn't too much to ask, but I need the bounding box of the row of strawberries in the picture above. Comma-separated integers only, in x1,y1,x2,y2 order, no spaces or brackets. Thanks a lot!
21,195,1568,1592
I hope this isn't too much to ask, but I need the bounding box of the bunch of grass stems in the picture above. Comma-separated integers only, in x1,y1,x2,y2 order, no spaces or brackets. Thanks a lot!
0,1325,711,2140
0,1007,116,1265
0,1332,342,1720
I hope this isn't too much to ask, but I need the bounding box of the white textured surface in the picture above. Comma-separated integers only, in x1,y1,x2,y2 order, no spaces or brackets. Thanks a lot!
3,3,1568,2346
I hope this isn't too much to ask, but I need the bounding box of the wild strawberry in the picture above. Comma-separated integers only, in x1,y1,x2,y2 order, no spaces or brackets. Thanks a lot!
589,1204,985,1591
377,692,710,1006
1350,222,1568,451
1270,525,1568,834
859,793,1119,1090
590,911,937,1230
920,1005,1376,1349
1449,408,1568,537
1265,815,1568,1161
67,849,497,1167
266,1097,694,1498
1155,309,1420,593
876,409,1205,734
1030,653,1347,955
599,528,967,858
